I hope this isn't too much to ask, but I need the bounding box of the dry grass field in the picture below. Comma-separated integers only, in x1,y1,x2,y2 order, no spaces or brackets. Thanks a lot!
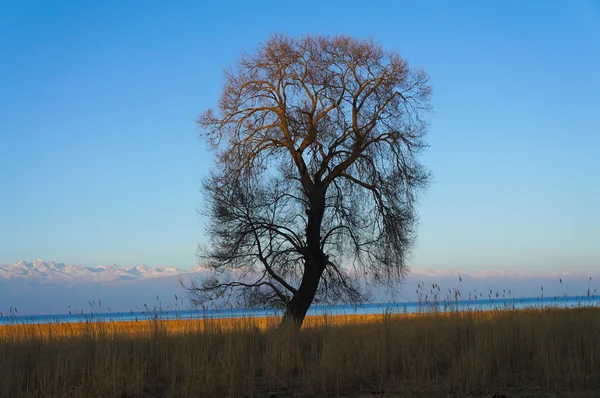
1,307,600,397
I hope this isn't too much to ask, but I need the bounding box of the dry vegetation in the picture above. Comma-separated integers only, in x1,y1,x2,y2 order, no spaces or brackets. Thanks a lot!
1,307,600,397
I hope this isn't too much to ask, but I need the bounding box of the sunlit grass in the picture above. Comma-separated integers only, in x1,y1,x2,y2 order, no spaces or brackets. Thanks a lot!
1,303,600,397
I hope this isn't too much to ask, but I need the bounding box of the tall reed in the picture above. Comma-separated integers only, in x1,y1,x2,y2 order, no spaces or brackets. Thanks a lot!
1,306,599,397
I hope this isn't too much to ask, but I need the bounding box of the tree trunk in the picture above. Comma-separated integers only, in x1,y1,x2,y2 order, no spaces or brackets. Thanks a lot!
279,185,326,331
280,258,325,330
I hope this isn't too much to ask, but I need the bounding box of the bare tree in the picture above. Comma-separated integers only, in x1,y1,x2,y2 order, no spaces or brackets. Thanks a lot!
186,34,432,329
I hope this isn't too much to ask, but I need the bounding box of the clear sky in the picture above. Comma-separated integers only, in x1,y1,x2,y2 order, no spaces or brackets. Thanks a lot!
1,1,598,272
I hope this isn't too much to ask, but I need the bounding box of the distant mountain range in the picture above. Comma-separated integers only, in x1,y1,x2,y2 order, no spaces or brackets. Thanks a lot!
1,259,593,282
0,260,207,316
1,260,598,316
0,259,191,282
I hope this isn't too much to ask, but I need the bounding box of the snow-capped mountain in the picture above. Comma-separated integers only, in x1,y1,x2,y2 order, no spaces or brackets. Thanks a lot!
1,259,594,284
0,259,185,282
1,260,598,316
0,259,206,316
408,267,594,279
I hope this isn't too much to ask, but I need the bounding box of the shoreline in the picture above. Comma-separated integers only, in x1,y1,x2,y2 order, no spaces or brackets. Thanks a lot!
2,306,597,339
2,293,598,326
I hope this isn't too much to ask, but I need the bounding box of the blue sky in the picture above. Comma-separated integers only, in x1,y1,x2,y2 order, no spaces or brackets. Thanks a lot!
1,1,598,272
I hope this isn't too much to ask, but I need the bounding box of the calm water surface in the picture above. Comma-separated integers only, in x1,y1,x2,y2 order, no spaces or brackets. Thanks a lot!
1,295,598,325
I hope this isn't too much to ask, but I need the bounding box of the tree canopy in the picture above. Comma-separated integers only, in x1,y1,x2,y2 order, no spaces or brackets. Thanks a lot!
187,34,432,328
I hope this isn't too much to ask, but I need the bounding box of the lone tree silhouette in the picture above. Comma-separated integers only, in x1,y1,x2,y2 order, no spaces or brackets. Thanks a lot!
187,35,432,329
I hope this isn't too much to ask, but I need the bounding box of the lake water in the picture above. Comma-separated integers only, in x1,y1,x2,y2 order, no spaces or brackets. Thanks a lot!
1,295,598,325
